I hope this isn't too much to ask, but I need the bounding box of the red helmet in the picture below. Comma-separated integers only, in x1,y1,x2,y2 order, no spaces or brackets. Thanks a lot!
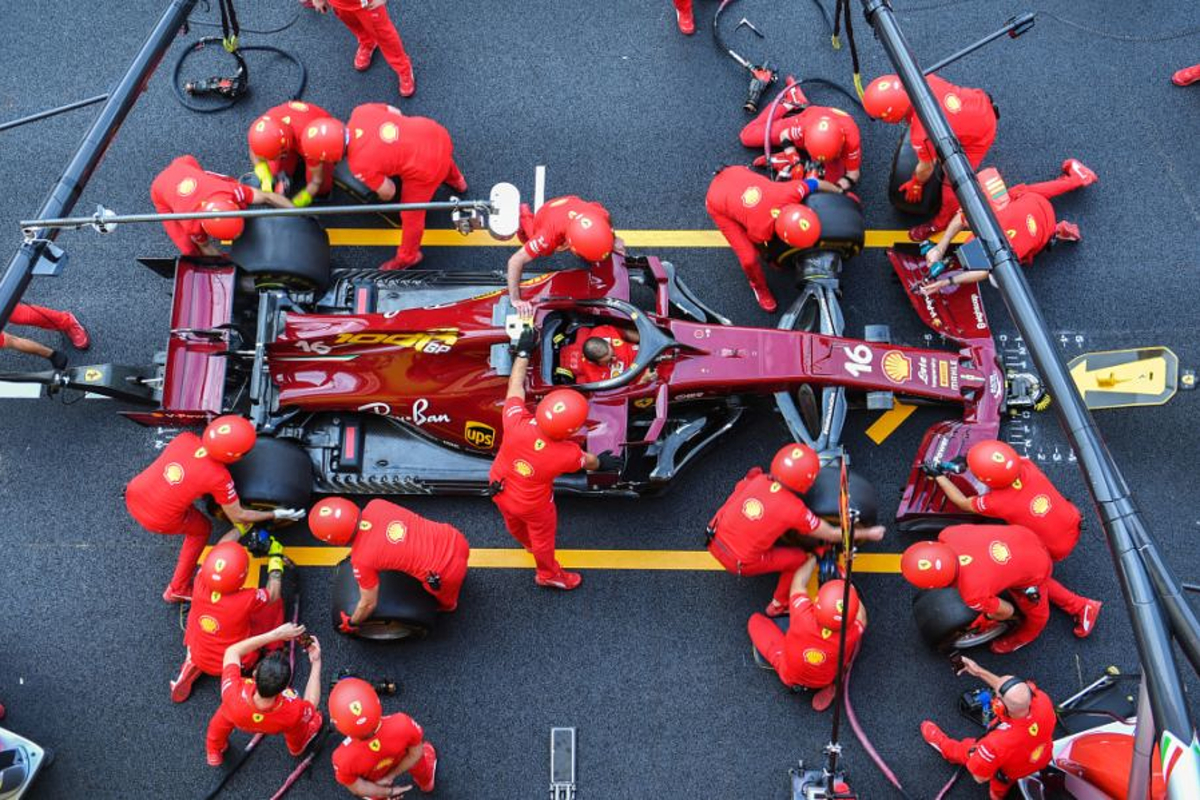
967,440,1020,488
814,579,860,630
201,541,250,594
309,497,361,546
802,115,845,162
770,443,821,493
566,214,614,262
900,541,958,589
248,115,292,161
535,389,589,440
299,117,346,163
200,198,245,242
774,204,821,250
862,75,911,123
202,415,256,463
329,677,382,739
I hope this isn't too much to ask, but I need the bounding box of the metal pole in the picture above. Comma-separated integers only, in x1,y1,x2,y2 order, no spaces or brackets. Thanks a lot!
855,2,1200,795
0,0,200,329
922,13,1035,75
1127,677,1153,800
0,94,110,133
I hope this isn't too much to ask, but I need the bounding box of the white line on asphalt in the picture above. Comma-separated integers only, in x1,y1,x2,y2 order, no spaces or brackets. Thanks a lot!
534,164,546,211
0,382,42,399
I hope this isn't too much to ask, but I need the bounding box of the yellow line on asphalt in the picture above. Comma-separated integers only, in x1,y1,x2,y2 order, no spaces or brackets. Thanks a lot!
223,547,902,574
325,228,965,249
865,401,919,445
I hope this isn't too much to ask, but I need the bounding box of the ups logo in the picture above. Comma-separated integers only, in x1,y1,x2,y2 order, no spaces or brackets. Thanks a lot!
465,421,496,449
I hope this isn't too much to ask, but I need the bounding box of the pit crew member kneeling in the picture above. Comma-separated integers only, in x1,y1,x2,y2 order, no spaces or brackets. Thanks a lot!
205,623,324,767
330,677,438,797
902,525,1053,654
747,556,865,711
920,656,1056,800
708,443,884,616
919,162,1098,295
924,440,1101,636
171,539,288,702
308,496,471,633
489,328,616,591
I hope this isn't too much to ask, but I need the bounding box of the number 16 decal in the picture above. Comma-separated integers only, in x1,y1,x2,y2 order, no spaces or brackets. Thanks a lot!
843,344,873,378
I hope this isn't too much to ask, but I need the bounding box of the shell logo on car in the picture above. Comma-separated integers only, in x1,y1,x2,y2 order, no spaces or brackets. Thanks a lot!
883,351,912,383
742,498,764,520
163,463,185,485
386,521,407,544
989,541,1012,564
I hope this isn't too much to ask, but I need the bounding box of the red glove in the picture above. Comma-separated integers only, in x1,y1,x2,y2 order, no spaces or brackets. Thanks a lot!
899,178,924,203
338,611,359,634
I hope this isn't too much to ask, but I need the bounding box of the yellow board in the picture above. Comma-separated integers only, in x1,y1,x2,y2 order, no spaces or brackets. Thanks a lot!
1067,347,1179,409
865,402,918,444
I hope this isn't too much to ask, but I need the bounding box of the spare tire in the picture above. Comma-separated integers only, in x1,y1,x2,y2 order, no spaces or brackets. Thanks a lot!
333,159,376,200
227,436,314,511
331,558,438,641
912,587,1012,651
801,466,879,527
888,127,944,217
229,215,332,294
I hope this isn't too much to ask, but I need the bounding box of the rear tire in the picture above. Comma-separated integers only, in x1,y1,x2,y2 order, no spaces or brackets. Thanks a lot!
229,215,332,294
889,127,944,217
331,559,439,642
911,588,1012,651
227,437,314,511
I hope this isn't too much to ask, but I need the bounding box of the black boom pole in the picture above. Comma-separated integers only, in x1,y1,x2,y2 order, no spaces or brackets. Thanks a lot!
855,1,1200,795
0,0,200,330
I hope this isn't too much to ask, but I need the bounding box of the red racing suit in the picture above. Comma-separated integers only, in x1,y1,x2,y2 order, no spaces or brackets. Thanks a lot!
332,713,434,797
125,432,239,595
184,575,283,675
963,171,1092,264
708,467,820,606
939,525,1053,650
934,683,1057,799
0,303,78,348
206,664,323,760
517,195,614,262
748,594,864,689
351,499,471,611
705,167,817,294
150,155,252,256
970,459,1087,616
254,100,334,195
908,75,998,229
327,0,413,82
739,105,862,184
556,325,638,384
489,397,588,580
346,104,466,267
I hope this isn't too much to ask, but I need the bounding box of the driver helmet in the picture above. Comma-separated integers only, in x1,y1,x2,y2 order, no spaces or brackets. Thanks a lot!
202,415,257,463
900,541,958,589
862,75,911,123
770,443,821,493
967,440,1021,488
309,497,361,546
536,389,589,440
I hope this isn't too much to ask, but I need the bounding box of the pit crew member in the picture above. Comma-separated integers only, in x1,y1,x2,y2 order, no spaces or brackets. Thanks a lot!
708,443,885,615
555,325,640,384
124,415,305,602
247,100,335,206
149,155,292,256
671,0,695,35
507,195,626,317
901,524,1053,654
308,496,471,633
740,97,863,189
747,556,866,711
705,166,838,312
170,539,288,703
330,677,438,796
920,656,1056,799
303,105,467,270
862,73,998,240
923,440,1101,636
0,302,89,369
919,162,1098,295
205,623,324,767
309,0,416,97
489,328,612,591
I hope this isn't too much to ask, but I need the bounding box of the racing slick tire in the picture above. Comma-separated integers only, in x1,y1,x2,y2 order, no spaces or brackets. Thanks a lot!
888,127,944,217
912,588,1013,651
802,192,865,259
229,215,332,294
801,466,879,526
331,558,438,641
227,436,314,512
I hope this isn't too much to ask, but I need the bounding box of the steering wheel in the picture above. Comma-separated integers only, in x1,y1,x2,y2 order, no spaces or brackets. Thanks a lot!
559,297,678,392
